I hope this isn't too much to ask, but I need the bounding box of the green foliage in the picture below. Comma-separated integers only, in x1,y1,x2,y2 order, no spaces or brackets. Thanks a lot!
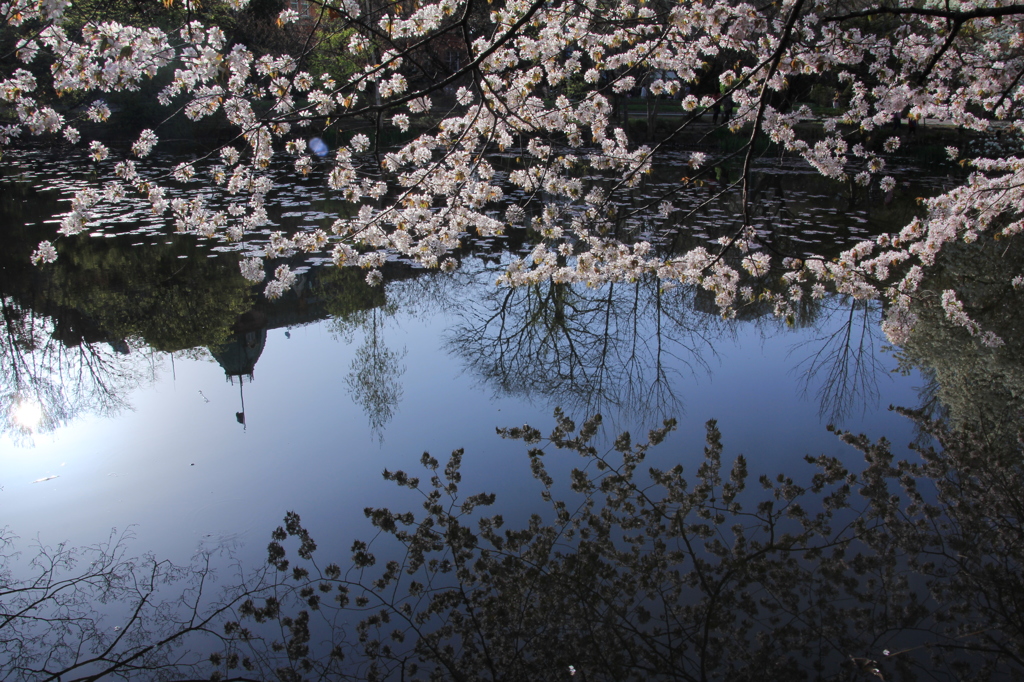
896,238,1024,446
305,27,363,86
807,83,843,109
46,240,253,352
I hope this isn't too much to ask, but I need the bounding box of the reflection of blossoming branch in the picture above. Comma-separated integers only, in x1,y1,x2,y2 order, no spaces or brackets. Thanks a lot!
5,396,1023,678
209,409,1024,680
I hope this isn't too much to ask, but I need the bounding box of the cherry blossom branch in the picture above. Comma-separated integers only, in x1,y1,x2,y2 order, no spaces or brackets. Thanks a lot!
824,3,1024,23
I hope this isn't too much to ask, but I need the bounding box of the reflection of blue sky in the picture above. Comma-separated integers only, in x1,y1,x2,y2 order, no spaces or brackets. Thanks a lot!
1,282,922,574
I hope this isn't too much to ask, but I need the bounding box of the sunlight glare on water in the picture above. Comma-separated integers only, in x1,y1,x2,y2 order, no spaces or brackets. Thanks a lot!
11,396,43,432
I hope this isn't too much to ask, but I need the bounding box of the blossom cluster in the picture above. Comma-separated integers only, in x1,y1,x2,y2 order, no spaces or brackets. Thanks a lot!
6,0,1022,344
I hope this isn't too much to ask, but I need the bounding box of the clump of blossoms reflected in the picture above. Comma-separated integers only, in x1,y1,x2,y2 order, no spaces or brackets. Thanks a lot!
5,0,1023,343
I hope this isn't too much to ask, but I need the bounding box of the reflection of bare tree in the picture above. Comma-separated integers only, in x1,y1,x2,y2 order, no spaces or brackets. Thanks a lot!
386,264,475,322
0,298,147,445
337,307,407,442
789,298,888,425
448,272,723,432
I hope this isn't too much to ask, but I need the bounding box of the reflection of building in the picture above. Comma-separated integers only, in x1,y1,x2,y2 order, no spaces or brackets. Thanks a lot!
209,310,269,429
202,263,416,427
206,264,408,381
210,307,269,382
209,328,267,382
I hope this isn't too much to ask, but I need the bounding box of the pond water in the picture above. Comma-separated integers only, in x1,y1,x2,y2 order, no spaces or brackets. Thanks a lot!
1,146,931,560
3,142,1020,677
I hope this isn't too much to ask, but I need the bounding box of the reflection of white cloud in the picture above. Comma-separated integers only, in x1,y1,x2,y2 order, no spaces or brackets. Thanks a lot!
12,396,42,432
